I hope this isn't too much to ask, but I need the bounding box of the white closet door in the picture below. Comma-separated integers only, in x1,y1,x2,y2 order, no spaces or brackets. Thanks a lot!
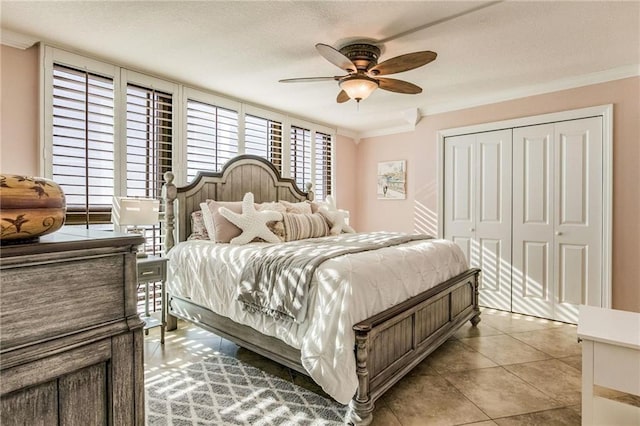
512,124,555,319
444,134,475,263
475,130,512,311
444,130,512,311
513,118,603,323
553,117,602,323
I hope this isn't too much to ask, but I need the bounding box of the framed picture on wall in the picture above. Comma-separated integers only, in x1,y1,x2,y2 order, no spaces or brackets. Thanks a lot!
377,160,406,199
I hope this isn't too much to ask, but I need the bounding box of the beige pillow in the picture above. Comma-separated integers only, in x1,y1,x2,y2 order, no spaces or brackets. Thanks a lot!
280,200,313,215
200,200,244,243
282,212,330,242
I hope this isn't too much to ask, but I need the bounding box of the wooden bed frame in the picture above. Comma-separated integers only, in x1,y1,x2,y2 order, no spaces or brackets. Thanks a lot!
162,154,481,425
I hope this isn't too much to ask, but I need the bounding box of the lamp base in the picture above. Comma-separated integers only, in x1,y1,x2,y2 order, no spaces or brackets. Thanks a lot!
128,227,148,257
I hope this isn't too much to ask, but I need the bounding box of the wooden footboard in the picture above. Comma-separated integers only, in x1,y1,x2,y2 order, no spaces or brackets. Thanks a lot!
165,267,480,425
350,268,481,425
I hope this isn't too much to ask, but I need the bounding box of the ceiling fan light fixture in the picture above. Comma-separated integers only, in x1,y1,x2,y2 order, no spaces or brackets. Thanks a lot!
339,75,379,102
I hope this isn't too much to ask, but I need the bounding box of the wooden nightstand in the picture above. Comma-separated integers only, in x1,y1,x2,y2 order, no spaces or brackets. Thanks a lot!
137,255,168,344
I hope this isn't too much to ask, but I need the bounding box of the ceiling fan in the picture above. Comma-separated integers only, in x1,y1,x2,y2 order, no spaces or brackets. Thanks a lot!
279,42,437,104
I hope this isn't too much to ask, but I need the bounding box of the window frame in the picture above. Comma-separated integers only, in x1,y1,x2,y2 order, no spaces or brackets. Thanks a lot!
182,87,241,181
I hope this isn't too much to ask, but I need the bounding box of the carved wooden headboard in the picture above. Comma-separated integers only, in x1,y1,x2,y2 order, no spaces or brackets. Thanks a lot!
162,155,312,251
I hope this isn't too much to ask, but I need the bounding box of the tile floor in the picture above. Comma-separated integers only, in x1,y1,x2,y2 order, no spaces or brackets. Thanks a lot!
144,309,639,425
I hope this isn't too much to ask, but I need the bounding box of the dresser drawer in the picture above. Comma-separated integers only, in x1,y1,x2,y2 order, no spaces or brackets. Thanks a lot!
1,254,125,349
137,261,165,283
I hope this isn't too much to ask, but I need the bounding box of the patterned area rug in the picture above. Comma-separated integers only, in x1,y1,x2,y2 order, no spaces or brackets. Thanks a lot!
146,354,349,425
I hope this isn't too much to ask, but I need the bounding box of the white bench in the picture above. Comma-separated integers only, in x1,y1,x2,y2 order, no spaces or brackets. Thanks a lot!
578,305,640,425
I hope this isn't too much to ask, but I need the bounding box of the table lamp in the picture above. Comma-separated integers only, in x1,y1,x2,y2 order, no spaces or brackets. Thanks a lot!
112,197,160,257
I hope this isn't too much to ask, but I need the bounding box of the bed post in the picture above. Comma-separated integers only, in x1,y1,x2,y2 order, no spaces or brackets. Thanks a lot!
305,182,315,201
349,327,374,426
162,171,178,331
470,271,482,326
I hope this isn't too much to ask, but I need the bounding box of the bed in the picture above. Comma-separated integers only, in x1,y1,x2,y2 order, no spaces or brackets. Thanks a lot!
162,154,481,425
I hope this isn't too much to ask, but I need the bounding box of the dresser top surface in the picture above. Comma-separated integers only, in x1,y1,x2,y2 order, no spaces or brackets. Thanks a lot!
0,227,144,258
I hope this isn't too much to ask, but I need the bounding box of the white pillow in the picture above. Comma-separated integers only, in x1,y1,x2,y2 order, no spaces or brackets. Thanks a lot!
280,200,313,214
318,195,355,235
219,192,283,245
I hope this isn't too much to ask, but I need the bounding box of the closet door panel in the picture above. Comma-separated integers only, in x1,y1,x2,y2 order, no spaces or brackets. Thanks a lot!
476,129,512,311
444,134,476,265
513,124,554,319
554,117,602,322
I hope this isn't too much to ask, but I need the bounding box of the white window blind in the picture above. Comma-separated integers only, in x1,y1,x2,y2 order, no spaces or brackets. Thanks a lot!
126,83,173,254
314,132,333,200
290,126,312,191
186,99,239,181
52,64,115,225
245,114,283,173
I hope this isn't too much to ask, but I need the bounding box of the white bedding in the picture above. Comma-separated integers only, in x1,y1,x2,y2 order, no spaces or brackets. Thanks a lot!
167,232,468,404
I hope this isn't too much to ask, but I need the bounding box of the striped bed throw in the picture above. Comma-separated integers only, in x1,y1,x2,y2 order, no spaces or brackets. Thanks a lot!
238,232,433,323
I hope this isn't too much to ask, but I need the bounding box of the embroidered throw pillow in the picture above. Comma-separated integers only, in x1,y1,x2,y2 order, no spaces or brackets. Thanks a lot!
188,210,209,240
282,213,330,242
280,200,313,215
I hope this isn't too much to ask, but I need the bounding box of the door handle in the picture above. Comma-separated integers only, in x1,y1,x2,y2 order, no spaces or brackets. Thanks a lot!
470,228,475,232
555,231,562,236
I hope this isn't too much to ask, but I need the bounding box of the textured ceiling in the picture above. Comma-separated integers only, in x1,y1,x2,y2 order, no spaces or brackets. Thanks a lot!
1,1,639,136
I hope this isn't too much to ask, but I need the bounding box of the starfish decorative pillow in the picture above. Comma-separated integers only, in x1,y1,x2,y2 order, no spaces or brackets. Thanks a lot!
219,192,283,245
318,195,355,235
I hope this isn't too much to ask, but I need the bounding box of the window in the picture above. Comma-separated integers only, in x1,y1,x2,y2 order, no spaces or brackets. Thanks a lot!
290,126,312,190
245,114,283,173
186,99,238,181
51,64,115,226
45,46,336,232
314,132,333,201
125,83,173,255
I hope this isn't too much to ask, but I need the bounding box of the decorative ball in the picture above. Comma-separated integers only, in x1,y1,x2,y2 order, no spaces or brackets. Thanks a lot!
0,175,66,242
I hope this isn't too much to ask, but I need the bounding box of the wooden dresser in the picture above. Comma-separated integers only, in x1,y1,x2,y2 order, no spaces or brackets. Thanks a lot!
0,228,145,425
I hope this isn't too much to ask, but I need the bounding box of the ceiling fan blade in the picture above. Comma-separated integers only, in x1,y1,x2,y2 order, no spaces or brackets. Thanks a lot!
279,76,342,83
336,90,350,103
377,78,423,94
369,51,437,76
316,43,356,72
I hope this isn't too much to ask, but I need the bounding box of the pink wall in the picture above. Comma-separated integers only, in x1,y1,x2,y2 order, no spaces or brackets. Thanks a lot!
357,77,640,312
1,45,39,176
333,134,357,220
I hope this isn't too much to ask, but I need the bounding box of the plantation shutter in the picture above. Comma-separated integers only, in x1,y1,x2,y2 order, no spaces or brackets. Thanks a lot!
51,64,115,225
245,114,283,173
290,126,312,191
125,83,173,254
314,132,333,201
186,99,239,181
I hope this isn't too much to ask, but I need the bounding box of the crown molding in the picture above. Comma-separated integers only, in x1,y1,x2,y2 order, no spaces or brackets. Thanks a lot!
422,64,640,116
0,28,38,49
337,128,360,144
355,64,639,142
359,123,416,139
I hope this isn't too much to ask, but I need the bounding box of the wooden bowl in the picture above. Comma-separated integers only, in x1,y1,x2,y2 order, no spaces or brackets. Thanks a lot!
0,175,66,242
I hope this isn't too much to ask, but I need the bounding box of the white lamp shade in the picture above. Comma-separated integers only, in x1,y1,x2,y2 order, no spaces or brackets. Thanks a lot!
112,197,159,226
